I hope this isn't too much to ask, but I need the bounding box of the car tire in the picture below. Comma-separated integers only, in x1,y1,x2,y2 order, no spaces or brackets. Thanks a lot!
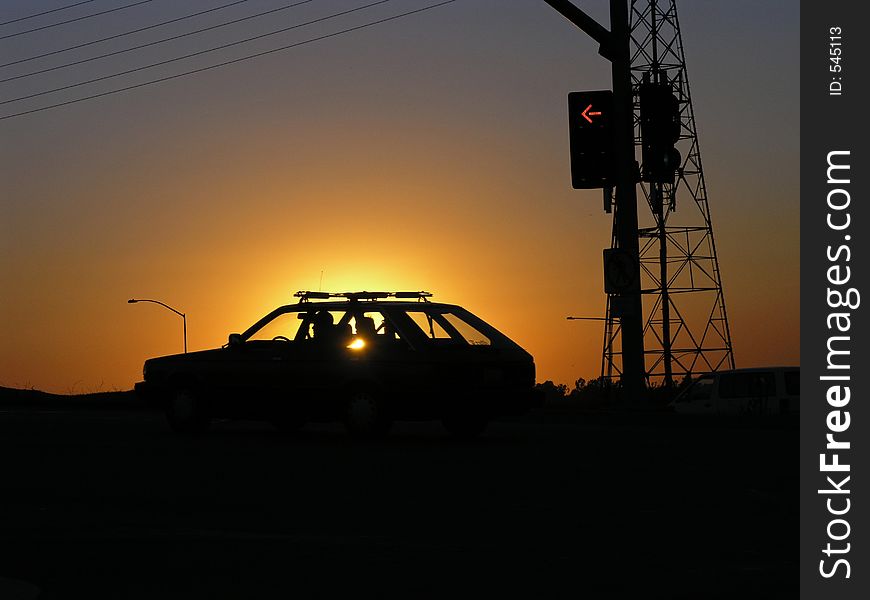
344,389,391,437
165,387,210,434
442,414,488,440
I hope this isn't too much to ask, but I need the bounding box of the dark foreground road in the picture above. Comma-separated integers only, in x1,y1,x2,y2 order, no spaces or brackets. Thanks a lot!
0,406,797,599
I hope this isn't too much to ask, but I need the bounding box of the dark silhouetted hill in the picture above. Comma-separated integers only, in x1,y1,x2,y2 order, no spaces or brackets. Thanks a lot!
0,385,138,409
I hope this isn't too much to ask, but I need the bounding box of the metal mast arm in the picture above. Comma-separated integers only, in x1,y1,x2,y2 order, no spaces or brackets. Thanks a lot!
541,0,613,58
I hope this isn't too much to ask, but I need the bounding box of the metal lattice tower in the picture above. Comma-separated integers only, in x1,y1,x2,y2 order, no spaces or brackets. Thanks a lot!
601,0,735,387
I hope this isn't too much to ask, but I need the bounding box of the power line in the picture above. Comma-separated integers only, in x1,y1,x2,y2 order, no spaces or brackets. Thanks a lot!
1,0,392,106
0,0,97,27
1,0,318,85
0,0,250,70
0,0,458,122
0,0,156,41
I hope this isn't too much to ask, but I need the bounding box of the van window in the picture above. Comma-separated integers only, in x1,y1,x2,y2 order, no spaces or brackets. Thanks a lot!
719,372,775,399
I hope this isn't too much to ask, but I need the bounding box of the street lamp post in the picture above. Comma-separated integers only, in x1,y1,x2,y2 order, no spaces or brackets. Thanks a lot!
128,298,187,353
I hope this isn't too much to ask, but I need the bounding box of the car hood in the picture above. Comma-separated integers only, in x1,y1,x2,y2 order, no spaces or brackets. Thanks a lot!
144,347,226,373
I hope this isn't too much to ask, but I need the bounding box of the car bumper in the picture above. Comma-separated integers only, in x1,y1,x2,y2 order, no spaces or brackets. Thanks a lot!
134,381,165,408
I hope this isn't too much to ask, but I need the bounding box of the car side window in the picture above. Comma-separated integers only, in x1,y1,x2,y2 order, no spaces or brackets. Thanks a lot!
405,310,461,345
441,312,492,346
296,311,349,343
348,311,409,347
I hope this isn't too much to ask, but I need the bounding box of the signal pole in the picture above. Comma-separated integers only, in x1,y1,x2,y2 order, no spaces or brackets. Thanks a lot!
608,0,645,401
544,0,646,401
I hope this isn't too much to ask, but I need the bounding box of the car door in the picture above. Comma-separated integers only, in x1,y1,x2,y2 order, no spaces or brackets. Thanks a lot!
394,308,506,415
345,309,427,415
213,310,308,417
279,309,358,416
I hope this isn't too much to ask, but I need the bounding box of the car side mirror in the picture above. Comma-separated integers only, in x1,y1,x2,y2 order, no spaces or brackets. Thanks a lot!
228,333,243,347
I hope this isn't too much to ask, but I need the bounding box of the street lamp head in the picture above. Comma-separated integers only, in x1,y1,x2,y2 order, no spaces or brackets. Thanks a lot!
126,297,186,353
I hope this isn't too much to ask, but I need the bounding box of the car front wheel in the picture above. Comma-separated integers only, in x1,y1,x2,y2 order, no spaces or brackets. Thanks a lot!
166,387,210,434
344,389,391,437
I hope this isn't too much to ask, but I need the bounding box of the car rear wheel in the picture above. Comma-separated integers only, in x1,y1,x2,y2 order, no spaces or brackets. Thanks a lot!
344,389,391,437
166,387,210,434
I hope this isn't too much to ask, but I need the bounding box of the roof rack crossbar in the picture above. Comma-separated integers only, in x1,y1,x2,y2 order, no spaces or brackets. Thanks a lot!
294,290,432,302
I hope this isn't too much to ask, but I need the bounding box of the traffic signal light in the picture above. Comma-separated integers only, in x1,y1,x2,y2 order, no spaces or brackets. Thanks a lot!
639,82,681,184
568,90,615,189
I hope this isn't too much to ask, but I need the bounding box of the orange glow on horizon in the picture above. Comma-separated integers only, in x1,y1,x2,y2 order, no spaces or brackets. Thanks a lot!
0,4,799,394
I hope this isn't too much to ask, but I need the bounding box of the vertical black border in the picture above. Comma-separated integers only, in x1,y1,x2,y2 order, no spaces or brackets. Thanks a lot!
801,2,868,597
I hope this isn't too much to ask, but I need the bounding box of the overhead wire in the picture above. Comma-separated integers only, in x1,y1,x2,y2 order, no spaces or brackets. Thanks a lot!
0,0,458,122
1,0,392,106
0,0,156,41
0,0,250,70
0,0,97,27
0,0,318,84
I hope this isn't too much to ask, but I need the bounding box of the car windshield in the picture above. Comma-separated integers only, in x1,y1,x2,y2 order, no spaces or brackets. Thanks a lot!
247,311,307,341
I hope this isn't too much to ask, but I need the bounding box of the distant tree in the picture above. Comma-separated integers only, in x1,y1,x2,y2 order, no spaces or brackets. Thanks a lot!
535,380,569,403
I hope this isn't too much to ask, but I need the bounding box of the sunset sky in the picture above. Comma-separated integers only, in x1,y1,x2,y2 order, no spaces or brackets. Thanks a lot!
0,0,799,393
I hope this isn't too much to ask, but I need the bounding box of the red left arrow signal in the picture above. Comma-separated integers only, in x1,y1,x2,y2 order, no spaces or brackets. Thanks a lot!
581,104,602,124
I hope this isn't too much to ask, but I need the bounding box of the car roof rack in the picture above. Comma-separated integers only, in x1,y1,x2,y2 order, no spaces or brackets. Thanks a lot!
294,290,432,302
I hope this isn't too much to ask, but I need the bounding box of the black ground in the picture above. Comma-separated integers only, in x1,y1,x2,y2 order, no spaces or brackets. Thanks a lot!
0,401,797,599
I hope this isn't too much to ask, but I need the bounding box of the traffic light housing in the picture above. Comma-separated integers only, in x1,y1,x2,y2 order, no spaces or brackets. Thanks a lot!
639,82,681,184
568,90,615,189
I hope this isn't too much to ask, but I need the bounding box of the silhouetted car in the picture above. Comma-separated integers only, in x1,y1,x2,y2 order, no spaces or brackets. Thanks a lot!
135,291,540,437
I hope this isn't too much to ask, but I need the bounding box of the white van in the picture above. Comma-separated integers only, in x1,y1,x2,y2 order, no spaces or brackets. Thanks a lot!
672,367,799,417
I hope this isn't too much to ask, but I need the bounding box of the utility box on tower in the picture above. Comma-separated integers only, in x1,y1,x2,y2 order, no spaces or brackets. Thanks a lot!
568,90,615,189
